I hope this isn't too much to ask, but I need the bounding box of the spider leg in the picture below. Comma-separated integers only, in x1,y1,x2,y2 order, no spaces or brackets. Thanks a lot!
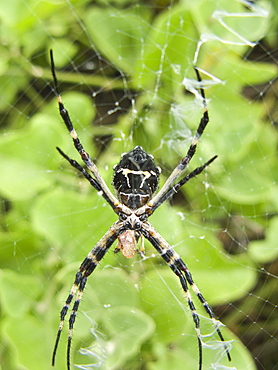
56,147,117,209
150,155,217,214
150,67,210,210
50,50,120,211
52,221,123,370
180,259,231,361
142,223,231,369
57,147,101,191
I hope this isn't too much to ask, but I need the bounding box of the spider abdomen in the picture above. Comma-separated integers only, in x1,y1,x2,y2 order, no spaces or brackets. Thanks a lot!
113,146,160,209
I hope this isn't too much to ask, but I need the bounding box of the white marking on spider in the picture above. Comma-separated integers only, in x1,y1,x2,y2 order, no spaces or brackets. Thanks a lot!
118,168,156,188
70,129,78,139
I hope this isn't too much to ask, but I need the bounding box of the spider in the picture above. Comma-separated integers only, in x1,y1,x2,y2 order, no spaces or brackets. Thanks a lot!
50,50,231,370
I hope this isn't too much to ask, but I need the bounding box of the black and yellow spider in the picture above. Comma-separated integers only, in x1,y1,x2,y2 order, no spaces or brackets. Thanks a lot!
50,50,231,370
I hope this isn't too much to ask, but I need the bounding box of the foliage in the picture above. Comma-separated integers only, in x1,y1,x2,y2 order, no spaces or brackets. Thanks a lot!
0,0,277,370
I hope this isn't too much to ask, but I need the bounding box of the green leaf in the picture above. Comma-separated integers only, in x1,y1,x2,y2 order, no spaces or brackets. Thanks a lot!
249,217,278,263
140,268,191,343
0,269,41,317
4,314,53,370
104,306,155,369
134,7,198,90
31,188,117,263
0,114,63,200
84,7,150,74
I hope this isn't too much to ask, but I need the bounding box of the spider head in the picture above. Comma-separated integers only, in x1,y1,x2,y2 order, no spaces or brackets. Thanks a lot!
113,146,161,209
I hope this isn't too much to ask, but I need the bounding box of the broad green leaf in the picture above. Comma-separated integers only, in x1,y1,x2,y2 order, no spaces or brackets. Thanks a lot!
84,7,150,74
0,270,41,317
249,217,278,263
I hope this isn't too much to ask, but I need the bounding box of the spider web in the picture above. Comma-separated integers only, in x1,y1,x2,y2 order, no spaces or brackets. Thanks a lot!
0,0,277,370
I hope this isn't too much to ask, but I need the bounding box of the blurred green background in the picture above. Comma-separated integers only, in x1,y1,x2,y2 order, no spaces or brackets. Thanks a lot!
0,0,277,369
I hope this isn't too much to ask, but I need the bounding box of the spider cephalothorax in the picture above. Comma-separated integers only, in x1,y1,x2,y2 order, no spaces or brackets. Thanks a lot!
50,50,231,370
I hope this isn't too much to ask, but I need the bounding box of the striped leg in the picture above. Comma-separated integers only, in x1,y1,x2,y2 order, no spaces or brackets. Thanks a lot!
180,262,231,362
142,223,231,370
50,50,119,210
149,155,217,214
52,223,121,370
150,67,209,209
56,147,120,210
